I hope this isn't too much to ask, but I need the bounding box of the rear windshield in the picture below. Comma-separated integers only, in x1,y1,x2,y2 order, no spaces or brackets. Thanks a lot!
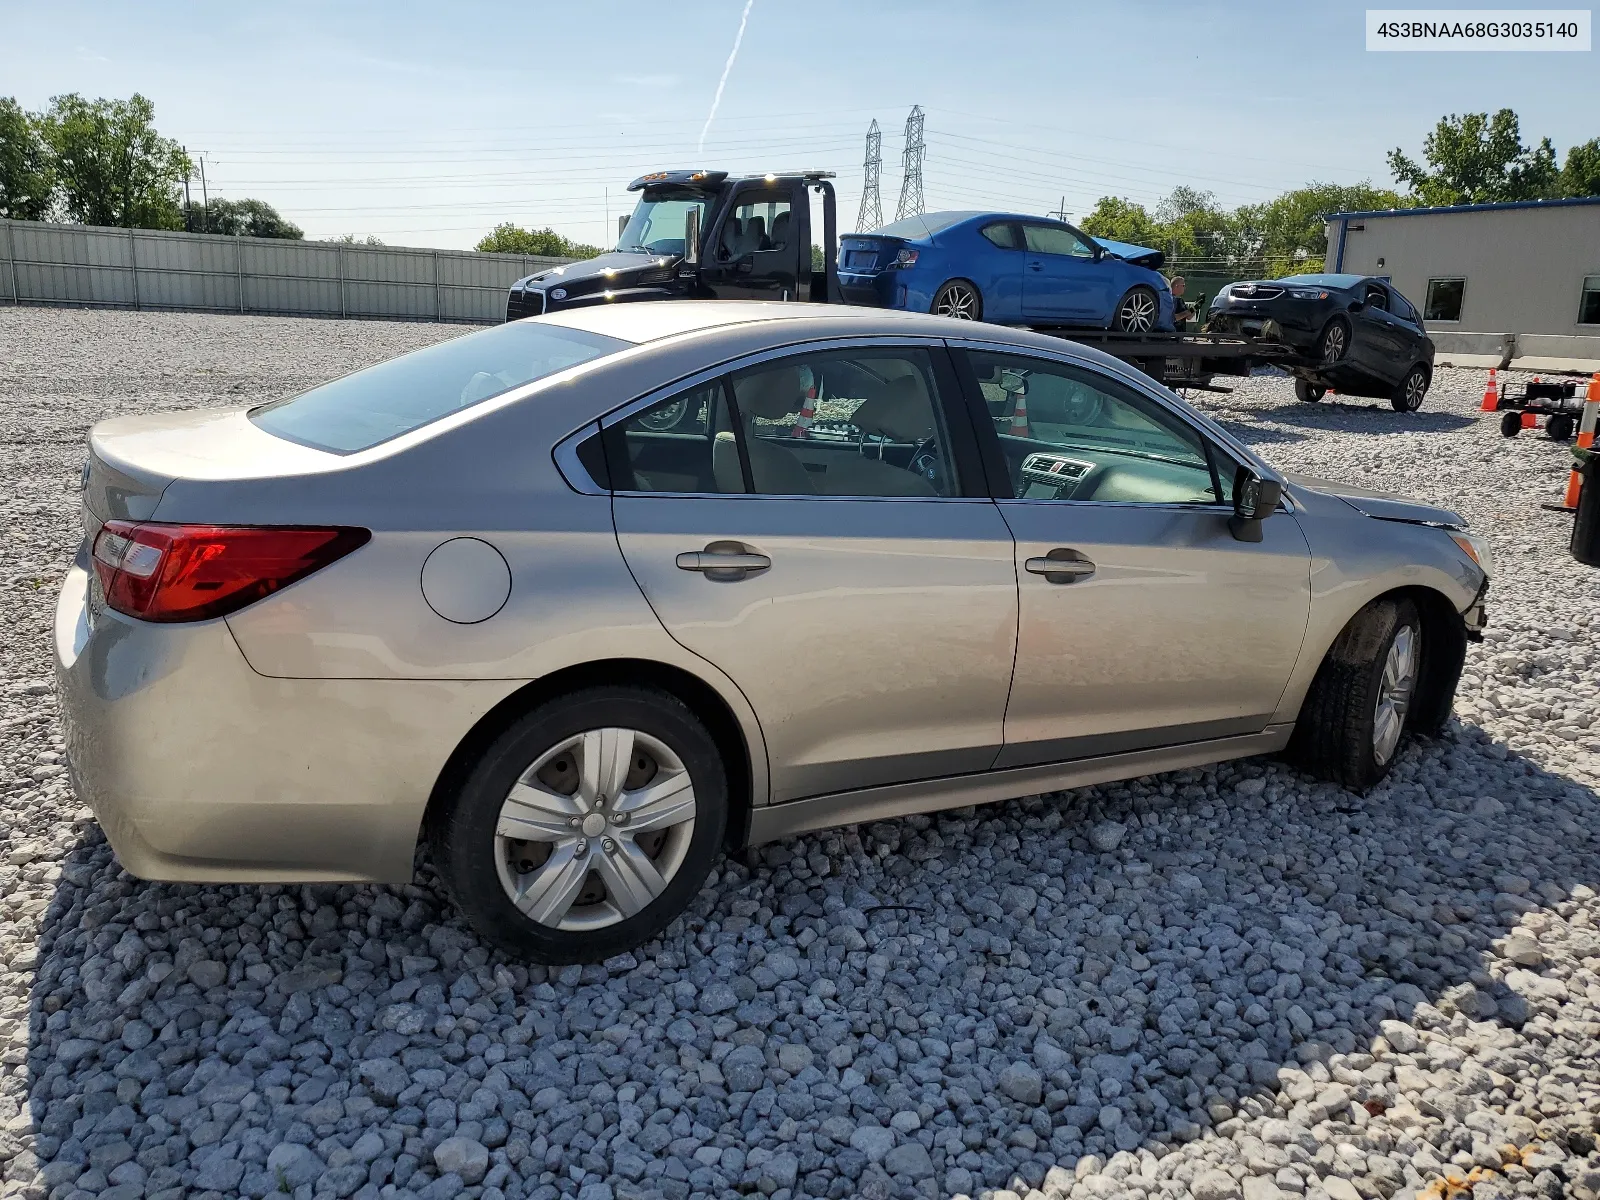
871,212,973,239
251,322,629,454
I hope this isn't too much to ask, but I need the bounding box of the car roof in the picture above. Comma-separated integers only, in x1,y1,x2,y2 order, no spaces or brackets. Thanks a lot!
537,300,991,344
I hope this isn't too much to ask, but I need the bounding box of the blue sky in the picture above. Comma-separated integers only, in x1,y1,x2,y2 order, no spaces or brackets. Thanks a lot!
4,0,1596,249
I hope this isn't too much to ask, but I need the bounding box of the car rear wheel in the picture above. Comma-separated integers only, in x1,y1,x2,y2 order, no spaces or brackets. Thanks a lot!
932,280,982,321
1317,317,1351,364
1294,379,1326,403
1390,365,1429,412
1287,597,1423,790
431,686,728,963
1113,287,1159,333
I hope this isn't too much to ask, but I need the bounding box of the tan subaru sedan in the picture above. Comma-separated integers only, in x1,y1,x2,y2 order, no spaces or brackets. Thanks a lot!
56,302,1491,963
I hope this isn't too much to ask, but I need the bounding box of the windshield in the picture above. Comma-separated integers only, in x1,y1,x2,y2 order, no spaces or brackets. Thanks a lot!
617,188,712,255
251,322,629,454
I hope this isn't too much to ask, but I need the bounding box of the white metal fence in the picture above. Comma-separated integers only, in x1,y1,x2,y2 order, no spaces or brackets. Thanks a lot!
0,219,573,325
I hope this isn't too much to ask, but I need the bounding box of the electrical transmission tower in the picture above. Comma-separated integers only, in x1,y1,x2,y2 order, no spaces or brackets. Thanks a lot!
856,120,883,232
894,105,925,221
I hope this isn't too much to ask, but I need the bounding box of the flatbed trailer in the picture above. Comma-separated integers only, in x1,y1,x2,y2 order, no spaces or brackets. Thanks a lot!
1034,329,1306,391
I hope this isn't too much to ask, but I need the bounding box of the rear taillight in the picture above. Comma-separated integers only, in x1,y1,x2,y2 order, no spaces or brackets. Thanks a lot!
890,248,919,268
91,522,370,623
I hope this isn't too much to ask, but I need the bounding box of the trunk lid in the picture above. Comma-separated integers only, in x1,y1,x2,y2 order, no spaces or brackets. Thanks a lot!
83,406,341,522
837,235,905,275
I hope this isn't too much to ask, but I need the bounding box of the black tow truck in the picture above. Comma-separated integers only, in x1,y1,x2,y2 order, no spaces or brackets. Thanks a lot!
503,168,1293,391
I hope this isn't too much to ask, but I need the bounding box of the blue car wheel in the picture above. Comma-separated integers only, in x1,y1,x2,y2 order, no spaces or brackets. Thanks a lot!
932,279,982,321
1113,286,1160,333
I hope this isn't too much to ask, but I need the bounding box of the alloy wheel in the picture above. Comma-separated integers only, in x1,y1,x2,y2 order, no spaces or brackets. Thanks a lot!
1117,291,1156,333
493,727,697,931
934,284,979,320
1321,323,1347,363
1372,624,1418,765
1404,370,1426,410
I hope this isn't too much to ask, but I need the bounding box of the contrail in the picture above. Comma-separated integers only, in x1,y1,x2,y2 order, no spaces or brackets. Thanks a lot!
697,0,756,153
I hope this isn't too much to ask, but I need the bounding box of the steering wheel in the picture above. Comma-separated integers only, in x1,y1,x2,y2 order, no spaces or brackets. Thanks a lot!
908,438,946,492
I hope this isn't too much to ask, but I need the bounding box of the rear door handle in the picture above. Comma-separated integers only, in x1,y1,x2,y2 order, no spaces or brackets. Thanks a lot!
676,544,771,579
1025,550,1095,583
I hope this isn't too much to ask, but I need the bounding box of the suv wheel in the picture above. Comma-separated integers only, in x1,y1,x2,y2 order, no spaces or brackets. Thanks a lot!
432,686,728,963
1288,597,1423,790
1390,365,1428,412
1317,317,1351,364
1294,378,1326,403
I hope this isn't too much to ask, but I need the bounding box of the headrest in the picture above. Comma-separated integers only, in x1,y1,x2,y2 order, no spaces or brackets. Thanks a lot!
769,210,791,247
734,365,805,420
853,375,935,442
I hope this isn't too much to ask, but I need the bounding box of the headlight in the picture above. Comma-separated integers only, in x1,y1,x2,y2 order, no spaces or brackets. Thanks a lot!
1449,530,1494,578
1284,288,1329,300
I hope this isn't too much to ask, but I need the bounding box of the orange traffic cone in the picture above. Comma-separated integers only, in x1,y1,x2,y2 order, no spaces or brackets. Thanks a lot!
1480,368,1499,412
1010,388,1031,439
1561,372,1600,508
1522,411,1538,429
790,389,816,438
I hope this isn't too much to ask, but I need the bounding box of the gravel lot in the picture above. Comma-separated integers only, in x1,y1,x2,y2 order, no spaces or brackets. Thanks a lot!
2,306,1599,1200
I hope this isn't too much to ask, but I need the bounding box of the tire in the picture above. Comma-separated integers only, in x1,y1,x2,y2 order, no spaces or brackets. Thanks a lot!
1390,365,1429,412
1316,317,1351,364
1548,413,1575,441
1294,378,1326,403
1287,598,1423,791
1500,411,1523,437
1113,286,1159,333
431,686,728,963
932,280,982,321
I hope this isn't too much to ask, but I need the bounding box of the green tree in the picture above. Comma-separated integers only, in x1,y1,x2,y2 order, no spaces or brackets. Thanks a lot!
38,93,190,229
0,97,54,220
1387,109,1558,205
328,233,384,246
1558,138,1600,198
1079,196,1161,248
1243,182,1410,276
475,222,600,258
190,197,303,239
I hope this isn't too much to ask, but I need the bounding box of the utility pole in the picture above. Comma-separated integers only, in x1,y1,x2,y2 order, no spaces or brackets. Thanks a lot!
1047,195,1070,222
856,119,883,233
182,146,193,233
893,105,925,222
198,155,209,233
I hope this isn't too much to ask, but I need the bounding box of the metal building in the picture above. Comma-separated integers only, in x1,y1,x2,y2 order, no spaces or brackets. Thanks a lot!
1325,196,1600,371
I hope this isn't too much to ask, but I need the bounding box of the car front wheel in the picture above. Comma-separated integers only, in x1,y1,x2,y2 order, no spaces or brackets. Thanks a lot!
1391,365,1428,412
432,686,728,963
932,280,982,320
1317,317,1351,364
1113,287,1159,333
1288,597,1423,790
1294,378,1326,403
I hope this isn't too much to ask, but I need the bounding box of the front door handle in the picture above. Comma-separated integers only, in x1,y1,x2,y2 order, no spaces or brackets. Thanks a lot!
676,542,771,580
1025,549,1095,583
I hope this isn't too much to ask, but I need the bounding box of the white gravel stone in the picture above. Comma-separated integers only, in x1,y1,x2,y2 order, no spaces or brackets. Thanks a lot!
3,314,1600,1200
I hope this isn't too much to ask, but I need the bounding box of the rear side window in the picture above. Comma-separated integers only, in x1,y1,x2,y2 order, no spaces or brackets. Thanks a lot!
251,322,629,454
980,223,1019,249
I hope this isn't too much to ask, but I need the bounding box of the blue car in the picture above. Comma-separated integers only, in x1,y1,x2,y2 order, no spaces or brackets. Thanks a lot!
836,211,1175,333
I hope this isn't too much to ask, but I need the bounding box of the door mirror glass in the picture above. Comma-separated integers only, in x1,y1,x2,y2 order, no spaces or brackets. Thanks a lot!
1229,466,1282,542
683,208,700,265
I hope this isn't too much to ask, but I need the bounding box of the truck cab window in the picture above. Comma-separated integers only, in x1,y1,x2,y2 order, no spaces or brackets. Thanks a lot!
718,193,792,261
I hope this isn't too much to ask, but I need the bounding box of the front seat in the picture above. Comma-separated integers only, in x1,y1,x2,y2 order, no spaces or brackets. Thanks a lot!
817,376,939,497
768,210,791,250
713,366,816,495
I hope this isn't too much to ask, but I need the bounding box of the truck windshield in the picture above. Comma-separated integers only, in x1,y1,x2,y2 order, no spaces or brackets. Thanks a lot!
617,189,711,255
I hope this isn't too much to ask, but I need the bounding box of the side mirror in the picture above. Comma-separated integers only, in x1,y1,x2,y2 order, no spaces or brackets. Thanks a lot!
1229,466,1282,542
617,214,629,241
1091,245,1105,262
683,208,700,266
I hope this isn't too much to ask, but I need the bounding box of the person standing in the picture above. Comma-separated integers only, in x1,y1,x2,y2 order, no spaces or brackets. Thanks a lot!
1169,275,1196,328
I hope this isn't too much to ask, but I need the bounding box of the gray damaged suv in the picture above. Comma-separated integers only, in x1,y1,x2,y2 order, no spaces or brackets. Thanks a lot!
56,302,1491,963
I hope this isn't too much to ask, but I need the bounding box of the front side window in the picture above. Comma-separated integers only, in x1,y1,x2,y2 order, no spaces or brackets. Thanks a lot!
1580,276,1600,325
617,188,711,256
728,348,958,497
717,193,793,261
1425,278,1465,322
964,351,1222,506
1363,284,1389,311
252,323,627,454
1023,224,1096,258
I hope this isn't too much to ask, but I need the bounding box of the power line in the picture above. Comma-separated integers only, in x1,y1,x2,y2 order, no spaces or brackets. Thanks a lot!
856,120,883,233
894,105,925,221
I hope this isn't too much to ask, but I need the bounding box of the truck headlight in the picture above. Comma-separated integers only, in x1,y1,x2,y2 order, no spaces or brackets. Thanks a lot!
1449,530,1494,578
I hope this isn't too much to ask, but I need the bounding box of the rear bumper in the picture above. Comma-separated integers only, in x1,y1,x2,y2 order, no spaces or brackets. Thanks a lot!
837,271,903,309
55,558,517,883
